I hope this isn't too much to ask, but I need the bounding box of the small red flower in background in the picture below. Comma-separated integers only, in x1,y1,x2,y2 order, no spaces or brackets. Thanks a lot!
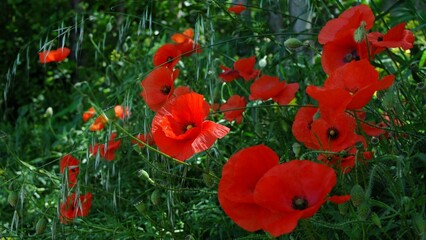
234,56,260,81
249,75,299,105
60,155,80,188
318,4,374,45
153,43,181,69
218,145,280,232
368,22,415,54
254,160,349,237
90,115,108,131
307,60,395,110
132,133,155,148
83,107,96,122
140,67,179,112
90,133,121,161
228,3,246,15
151,92,230,161
218,65,240,82
39,47,71,63
60,193,92,224
220,95,247,124
171,28,202,57
318,148,373,174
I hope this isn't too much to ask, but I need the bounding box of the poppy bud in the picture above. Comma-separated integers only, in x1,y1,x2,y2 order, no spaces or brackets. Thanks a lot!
357,202,370,220
8,191,18,207
106,22,113,32
134,201,146,213
35,217,47,235
150,189,162,205
258,56,267,68
45,107,53,118
338,202,349,215
370,212,382,228
284,38,303,49
202,172,214,187
413,213,425,235
354,21,367,43
350,184,365,207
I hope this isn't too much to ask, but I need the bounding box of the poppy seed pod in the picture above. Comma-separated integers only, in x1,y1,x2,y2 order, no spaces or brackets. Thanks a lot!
350,184,365,207
284,38,304,49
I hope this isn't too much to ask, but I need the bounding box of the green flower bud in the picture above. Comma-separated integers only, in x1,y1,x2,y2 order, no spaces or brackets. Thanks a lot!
370,212,382,228
292,142,301,157
134,201,146,213
106,22,113,32
138,169,155,184
8,191,18,207
350,184,365,207
284,38,304,49
35,217,47,235
150,189,162,205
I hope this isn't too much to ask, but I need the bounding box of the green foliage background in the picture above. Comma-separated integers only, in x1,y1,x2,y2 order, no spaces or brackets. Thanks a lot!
1,0,425,239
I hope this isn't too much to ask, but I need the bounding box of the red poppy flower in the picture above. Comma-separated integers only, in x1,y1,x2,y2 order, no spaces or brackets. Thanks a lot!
151,93,230,161
218,65,240,82
132,133,155,148
39,47,71,63
367,22,415,54
253,160,349,237
90,133,121,161
114,105,129,119
60,193,92,224
308,60,395,110
318,4,374,45
249,75,299,105
321,30,370,74
218,145,280,232
220,95,247,124
83,107,96,122
140,67,179,112
90,114,108,131
234,56,260,81
153,43,181,69
318,148,372,174
60,155,80,188
291,106,319,149
310,112,365,152
171,28,202,56
228,4,246,15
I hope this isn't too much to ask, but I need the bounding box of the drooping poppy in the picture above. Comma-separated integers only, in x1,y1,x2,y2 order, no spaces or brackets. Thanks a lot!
307,60,395,110
151,92,230,161
218,145,280,232
60,155,80,188
228,4,246,15
233,56,260,81
318,4,375,45
140,67,179,112
253,160,350,237
39,47,71,63
367,22,415,54
83,107,96,122
220,95,247,124
171,28,202,57
60,193,92,224
218,65,240,82
90,133,121,161
132,133,155,148
153,43,181,69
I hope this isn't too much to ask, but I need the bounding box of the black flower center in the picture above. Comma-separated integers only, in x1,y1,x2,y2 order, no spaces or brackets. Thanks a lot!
160,85,171,95
292,196,309,210
377,36,383,42
327,127,339,140
343,50,360,63
167,56,173,63
182,123,196,133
